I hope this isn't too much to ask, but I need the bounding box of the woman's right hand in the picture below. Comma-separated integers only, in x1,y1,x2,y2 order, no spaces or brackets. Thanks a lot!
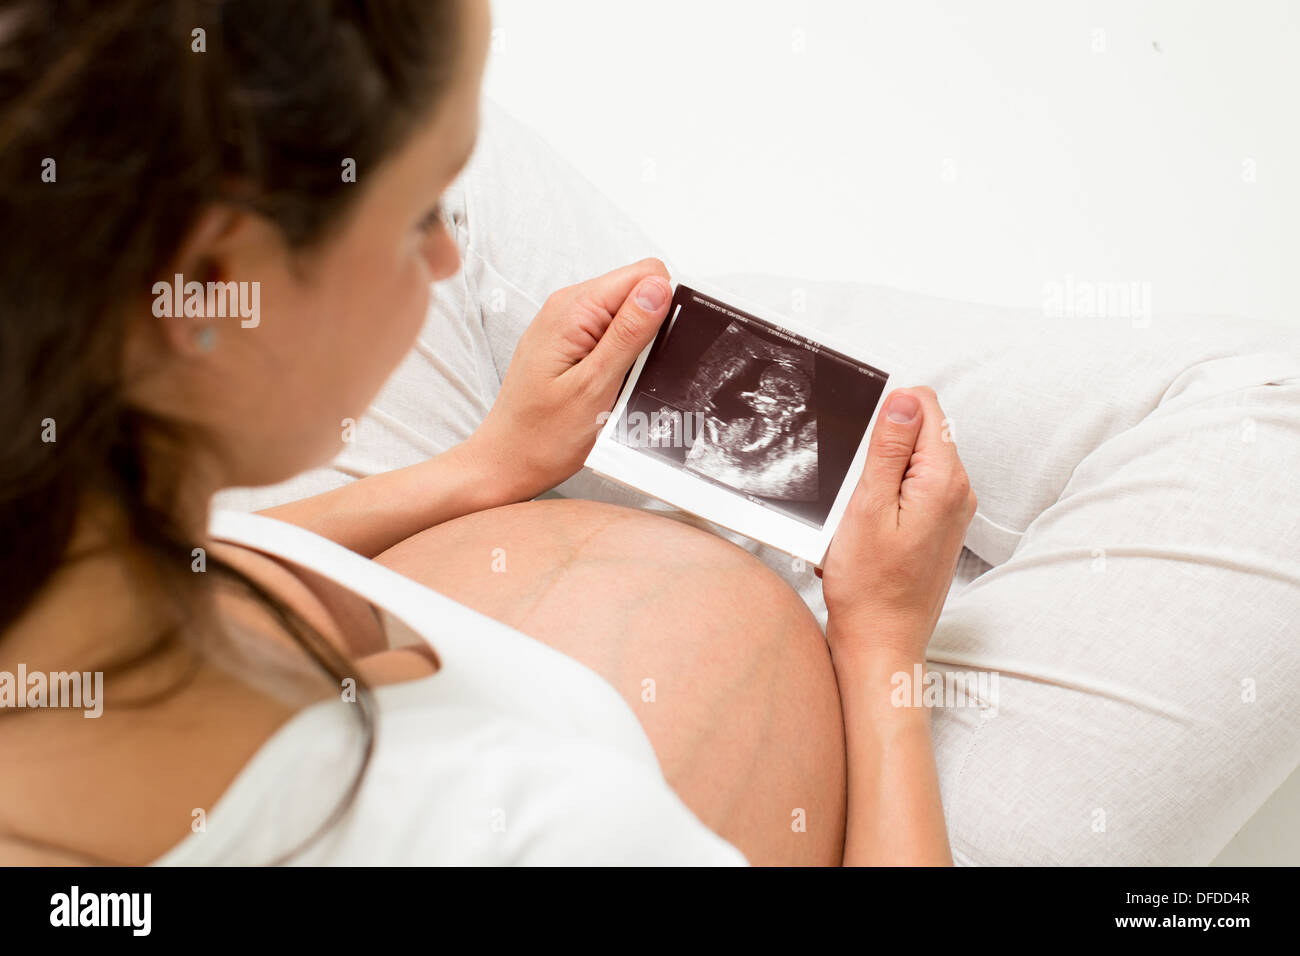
820,386,977,666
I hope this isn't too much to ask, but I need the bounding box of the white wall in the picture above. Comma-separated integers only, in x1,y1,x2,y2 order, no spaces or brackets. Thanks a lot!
484,0,1298,329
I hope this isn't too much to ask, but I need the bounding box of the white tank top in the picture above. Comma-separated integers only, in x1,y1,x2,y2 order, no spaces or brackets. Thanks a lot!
150,509,747,865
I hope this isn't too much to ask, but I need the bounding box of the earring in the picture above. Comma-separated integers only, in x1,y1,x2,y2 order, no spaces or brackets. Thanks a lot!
194,325,218,353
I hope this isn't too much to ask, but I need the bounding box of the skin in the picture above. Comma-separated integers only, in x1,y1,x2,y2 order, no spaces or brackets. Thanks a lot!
0,0,975,866
373,499,847,865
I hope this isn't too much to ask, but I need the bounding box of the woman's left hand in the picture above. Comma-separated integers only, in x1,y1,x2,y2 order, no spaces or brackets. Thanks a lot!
465,258,673,501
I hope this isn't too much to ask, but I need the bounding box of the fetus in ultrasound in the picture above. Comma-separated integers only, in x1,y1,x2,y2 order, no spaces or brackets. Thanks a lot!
682,322,820,501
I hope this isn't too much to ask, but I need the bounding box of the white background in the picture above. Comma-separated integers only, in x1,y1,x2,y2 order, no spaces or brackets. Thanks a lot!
483,0,1300,862
484,0,1298,329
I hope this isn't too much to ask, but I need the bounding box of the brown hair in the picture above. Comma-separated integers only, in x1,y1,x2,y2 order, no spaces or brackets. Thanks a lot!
0,0,462,863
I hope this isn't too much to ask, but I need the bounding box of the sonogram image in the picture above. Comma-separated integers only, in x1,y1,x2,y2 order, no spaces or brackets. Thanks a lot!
681,322,819,501
615,285,888,529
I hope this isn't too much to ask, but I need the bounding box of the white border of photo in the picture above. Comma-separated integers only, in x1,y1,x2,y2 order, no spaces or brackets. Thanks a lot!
585,276,908,567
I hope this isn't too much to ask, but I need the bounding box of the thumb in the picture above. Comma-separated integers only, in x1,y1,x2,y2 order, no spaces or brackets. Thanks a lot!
858,389,923,512
581,275,672,387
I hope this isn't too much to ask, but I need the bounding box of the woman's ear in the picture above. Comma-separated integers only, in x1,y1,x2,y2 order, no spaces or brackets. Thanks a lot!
147,204,248,357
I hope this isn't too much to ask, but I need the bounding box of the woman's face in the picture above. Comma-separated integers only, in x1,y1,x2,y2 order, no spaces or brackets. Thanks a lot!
129,0,492,490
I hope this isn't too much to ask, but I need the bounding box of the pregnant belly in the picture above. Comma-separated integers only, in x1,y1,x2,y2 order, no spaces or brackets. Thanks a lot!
373,496,844,865
373,497,808,662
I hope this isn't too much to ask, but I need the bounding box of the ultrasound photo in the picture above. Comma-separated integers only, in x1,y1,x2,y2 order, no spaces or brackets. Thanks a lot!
682,321,819,501
614,285,889,529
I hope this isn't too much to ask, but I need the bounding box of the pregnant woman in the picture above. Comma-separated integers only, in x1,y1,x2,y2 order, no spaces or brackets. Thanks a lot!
0,0,976,865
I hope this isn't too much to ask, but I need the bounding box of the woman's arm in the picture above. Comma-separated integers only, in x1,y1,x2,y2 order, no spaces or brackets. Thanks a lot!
830,640,952,866
821,386,977,866
256,437,531,559
258,259,674,557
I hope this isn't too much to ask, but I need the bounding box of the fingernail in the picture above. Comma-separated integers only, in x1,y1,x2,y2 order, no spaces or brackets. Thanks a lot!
635,277,669,311
886,391,920,423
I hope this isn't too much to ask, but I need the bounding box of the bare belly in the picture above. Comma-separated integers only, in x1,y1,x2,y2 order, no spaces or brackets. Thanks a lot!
375,497,847,865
